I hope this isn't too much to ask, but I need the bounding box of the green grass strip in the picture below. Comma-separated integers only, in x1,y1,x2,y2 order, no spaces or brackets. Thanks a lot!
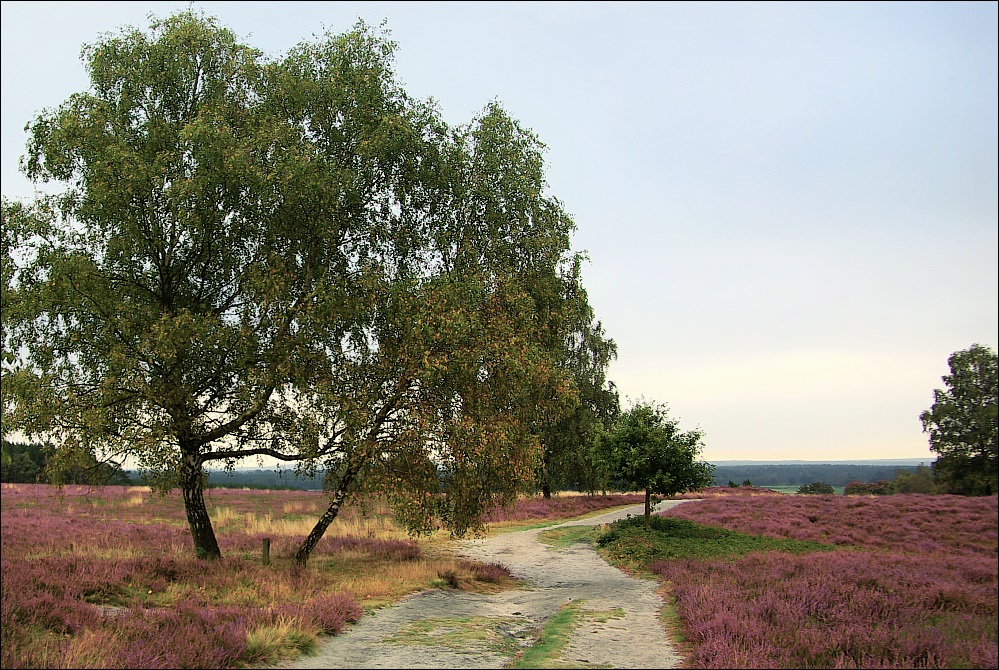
509,601,583,669
595,515,834,572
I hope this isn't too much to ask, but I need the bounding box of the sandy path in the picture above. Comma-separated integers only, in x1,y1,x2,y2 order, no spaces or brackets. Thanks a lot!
286,499,693,669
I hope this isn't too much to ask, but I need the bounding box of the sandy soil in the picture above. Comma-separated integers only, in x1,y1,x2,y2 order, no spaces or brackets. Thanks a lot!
284,499,695,669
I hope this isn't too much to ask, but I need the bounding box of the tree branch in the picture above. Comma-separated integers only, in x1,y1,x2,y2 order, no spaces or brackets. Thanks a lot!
200,446,304,464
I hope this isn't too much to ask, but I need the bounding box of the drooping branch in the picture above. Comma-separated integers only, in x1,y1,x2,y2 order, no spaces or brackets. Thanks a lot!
200,446,305,464
201,425,348,464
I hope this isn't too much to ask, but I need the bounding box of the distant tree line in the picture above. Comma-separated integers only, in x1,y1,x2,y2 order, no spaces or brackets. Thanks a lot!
200,469,325,490
780,464,937,495
840,465,937,495
712,464,922,488
1,440,130,485
796,482,836,495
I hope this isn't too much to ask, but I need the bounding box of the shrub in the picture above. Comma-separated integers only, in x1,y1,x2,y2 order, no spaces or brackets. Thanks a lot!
797,482,834,495
892,465,937,494
843,479,892,496
462,560,513,584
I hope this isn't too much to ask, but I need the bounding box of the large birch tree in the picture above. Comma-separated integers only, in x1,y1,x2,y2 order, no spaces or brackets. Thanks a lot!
1,12,599,561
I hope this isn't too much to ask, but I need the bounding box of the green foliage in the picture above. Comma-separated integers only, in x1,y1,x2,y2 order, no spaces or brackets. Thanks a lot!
0,441,42,483
842,479,892,496
1,440,129,485
889,465,937,494
594,399,714,521
535,310,619,498
3,11,598,561
595,515,832,570
797,481,835,495
920,344,998,496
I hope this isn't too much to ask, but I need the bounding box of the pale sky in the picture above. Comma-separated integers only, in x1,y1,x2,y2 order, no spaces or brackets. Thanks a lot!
2,1,996,462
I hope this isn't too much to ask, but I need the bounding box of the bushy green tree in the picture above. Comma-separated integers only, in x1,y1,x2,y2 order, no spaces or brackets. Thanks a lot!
842,479,891,496
797,481,835,495
594,399,714,524
920,344,998,496
0,441,42,483
290,100,588,565
842,480,865,496
890,465,936,494
2,12,593,563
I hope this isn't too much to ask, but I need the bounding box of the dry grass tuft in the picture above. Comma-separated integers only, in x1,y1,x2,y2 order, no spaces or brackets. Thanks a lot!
245,617,319,664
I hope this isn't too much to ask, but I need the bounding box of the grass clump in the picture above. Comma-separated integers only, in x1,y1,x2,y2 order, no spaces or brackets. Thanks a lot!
428,559,518,593
244,617,318,664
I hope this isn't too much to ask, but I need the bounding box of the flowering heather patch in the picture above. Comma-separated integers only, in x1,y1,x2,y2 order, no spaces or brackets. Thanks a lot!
459,559,514,584
672,485,779,499
484,493,646,523
644,492,999,668
1,483,640,668
661,491,997,557
0,483,417,668
654,550,997,668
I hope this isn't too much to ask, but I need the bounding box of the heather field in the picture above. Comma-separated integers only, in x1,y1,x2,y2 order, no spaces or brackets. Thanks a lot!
648,488,999,669
0,483,643,669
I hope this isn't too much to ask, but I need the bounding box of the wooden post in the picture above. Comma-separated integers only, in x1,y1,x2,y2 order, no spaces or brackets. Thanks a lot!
262,538,270,565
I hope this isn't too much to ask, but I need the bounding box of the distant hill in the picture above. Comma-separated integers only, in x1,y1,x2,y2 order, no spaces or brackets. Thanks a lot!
711,458,932,467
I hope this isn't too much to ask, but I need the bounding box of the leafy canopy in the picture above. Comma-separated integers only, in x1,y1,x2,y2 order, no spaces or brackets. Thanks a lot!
1,11,596,558
920,343,998,496
595,399,713,521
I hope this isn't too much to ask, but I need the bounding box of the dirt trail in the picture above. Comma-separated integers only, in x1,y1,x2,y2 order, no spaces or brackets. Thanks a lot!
285,499,694,669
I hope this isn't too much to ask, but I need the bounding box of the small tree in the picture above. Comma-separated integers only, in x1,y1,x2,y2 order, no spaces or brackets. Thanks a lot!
920,344,998,496
843,480,870,496
595,399,714,524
